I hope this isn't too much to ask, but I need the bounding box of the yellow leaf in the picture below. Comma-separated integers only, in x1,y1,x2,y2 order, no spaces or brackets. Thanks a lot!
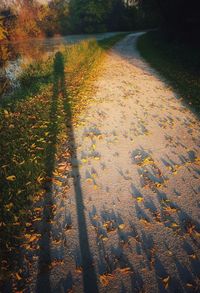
75,266,83,273
118,267,132,274
102,236,108,241
141,157,154,166
155,183,162,188
94,156,100,160
15,272,22,281
140,218,150,226
29,235,38,243
36,176,44,184
163,276,170,283
4,110,9,118
86,178,93,183
99,274,114,287
91,172,97,178
118,224,125,230
163,206,177,213
189,254,197,260
171,223,178,228
186,283,193,288
81,158,87,163
136,197,144,202
9,124,14,129
54,180,62,187
32,217,42,222
162,276,170,288
25,233,40,243
5,203,14,211
6,175,16,181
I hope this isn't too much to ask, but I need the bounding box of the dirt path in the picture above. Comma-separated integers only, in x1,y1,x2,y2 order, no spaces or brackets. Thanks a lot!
29,33,200,293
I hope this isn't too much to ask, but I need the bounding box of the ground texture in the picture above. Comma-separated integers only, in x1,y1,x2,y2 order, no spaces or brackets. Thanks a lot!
26,33,200,293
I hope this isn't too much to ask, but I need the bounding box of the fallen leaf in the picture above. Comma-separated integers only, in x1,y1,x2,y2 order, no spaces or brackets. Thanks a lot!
6,175,16,181
136,197,144,202
99,274,114,287
162,276,170,288
186,283,193,288
5,203,14,211
189,254,197,260
75,266,83,273
140,218,150,226
81,158,87,163
15,272,22,281
171,223,179,228
118,267,132,274
36,176,44,184
118,224,125,230
94,156,100,160
102,236,108,241
4,110,9,118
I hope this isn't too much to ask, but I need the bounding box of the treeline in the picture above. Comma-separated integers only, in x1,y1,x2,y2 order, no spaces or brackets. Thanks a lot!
156,0,200,43
0,0,159,42
0,0,199,43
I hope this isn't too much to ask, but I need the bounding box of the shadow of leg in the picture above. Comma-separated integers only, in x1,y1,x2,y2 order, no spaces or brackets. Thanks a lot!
61,54,99,292
36,55,60,293
37,51,99,293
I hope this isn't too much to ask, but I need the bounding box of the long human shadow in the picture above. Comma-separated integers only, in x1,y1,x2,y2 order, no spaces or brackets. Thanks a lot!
36,51,99,292
36,52,61,292
61,53,99,293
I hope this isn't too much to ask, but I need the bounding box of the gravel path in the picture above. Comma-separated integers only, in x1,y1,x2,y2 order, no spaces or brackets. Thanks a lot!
29,33,200,293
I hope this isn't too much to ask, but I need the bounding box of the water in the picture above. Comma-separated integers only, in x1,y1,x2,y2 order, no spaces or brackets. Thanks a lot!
0,32,120,97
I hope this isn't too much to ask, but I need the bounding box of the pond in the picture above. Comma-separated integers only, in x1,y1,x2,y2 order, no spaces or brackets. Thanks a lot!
0,32,119,97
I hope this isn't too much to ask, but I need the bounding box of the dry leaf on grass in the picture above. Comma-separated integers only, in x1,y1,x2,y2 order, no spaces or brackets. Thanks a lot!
99,274,114,286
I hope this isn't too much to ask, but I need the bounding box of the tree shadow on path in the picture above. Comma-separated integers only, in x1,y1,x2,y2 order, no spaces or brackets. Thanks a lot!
36,51,99,293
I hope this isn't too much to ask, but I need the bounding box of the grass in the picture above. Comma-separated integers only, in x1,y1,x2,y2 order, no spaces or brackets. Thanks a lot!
137,31,200,115
0,33,127,282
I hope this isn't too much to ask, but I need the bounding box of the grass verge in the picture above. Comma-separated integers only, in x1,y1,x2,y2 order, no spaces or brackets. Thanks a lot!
0,33,127,283
137,31,200,115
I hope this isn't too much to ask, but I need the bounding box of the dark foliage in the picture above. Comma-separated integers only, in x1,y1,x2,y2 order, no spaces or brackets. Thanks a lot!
156,0,200,43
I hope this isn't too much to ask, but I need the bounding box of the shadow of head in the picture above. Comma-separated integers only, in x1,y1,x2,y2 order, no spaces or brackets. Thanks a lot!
54,51,64,78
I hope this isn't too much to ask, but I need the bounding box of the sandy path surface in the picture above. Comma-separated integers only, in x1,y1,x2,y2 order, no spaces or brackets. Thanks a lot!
29,33,200,293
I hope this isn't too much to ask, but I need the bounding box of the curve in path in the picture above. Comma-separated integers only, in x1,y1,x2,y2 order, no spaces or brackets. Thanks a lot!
30,33,200,293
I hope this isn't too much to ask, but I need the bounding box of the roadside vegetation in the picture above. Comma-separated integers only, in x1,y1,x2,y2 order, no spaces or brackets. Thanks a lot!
0,33,126,282
0,0,158,42
137,31,200,115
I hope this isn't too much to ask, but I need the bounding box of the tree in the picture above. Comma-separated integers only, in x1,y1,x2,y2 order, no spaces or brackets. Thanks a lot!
106,0,137,31
48,0,70,35
68,0,112,33
68,0,137,33
135,0,160,29
156,0,200,42
9,0,43,40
